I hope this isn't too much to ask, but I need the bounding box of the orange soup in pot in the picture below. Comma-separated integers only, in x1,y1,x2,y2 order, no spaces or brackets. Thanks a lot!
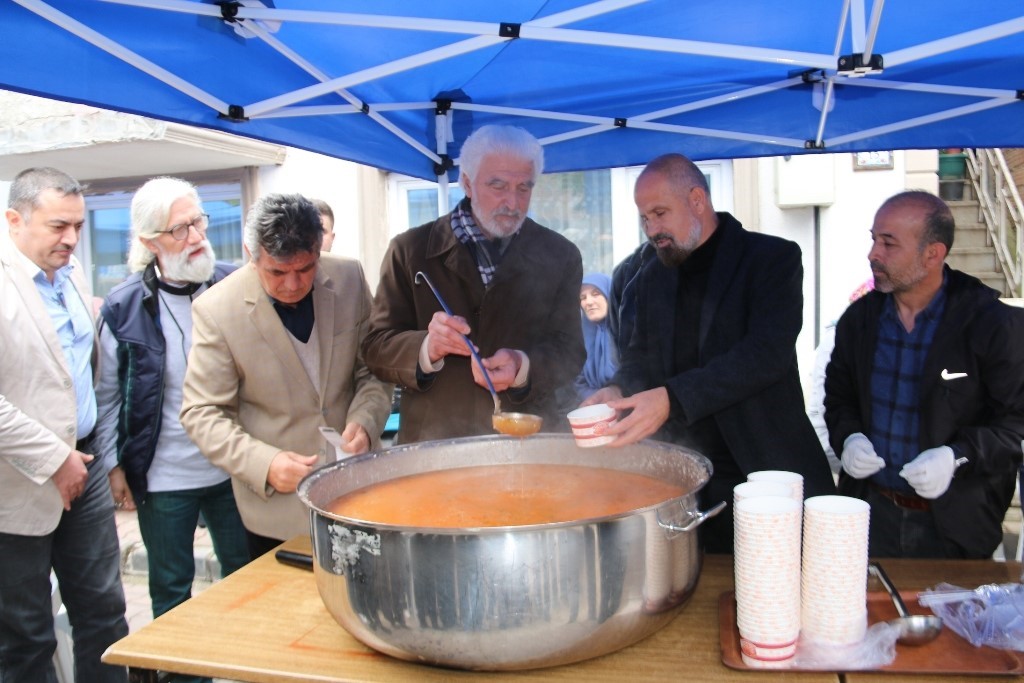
326,464,685,527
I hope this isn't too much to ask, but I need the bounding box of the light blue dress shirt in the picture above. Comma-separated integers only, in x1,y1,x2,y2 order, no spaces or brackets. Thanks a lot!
32,262,97,439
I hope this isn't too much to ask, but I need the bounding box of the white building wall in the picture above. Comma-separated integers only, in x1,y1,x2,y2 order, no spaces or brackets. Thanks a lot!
751,151,939,393
255,148,364,259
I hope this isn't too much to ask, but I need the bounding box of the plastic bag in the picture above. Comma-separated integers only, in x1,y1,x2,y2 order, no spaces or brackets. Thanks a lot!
794,621,899,670
918,582,1024,651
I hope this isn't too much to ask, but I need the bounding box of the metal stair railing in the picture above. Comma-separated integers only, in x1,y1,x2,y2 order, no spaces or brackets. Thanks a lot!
965,148,1024,297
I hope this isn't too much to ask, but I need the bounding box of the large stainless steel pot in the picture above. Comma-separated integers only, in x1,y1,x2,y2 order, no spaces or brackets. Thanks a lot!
297,434,721,671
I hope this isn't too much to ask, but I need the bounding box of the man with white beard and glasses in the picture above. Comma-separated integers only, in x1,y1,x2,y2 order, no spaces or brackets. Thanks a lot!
94,178,249,643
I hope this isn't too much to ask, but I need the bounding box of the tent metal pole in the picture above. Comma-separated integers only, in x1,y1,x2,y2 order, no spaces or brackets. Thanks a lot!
627,120,806,148
547,120,807,150
102,0,648,34
842,78,1013,99
528,0,649,27
540,77,803,146
14,0,229,114
849,0,866,54
245,20,440,164
455,75,802,129
813,80,836,148
435,109,452,216
522,26,834,70
884,17,1024,68
100,0,498,35
540,126,617,147
828,98,1014,147
246,35,506,117
455,102,609,125
633,78,804,121
257,103,438,118
862,0,885,62
832,0,852,58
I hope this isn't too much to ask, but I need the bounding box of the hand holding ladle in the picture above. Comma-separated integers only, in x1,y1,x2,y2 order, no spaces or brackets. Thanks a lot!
413,271,542,436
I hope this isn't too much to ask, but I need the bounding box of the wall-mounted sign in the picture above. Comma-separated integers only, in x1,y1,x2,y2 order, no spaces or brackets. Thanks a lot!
853,151,894,170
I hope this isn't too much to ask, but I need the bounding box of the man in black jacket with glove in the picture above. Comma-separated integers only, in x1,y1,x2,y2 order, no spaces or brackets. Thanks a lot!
825,190,1024,559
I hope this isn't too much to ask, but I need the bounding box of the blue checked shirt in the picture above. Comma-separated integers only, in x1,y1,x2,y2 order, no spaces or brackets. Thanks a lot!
868,276,947,491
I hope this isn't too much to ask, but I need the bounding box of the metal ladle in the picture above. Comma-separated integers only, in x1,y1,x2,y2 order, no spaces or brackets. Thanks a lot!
414,271,543,437
869,562,944,646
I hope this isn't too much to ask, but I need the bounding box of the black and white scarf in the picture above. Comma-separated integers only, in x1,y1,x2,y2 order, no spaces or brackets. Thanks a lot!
449,199,516,286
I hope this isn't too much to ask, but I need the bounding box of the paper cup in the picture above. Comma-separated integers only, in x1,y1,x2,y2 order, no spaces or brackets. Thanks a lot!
567,404,616,447
733,480,792,506
747,470,803,501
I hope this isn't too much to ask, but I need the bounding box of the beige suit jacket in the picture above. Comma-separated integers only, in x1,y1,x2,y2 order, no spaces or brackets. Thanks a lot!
0,230,95,535
180,254,392,541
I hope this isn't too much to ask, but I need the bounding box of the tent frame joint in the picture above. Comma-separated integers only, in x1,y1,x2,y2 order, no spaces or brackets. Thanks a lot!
614,118,627,128
435,99,452,115
1017,90,1024,100
499,23,521,39
837,53,883,77
219,104,248,122
217,1,242,23
804,140,825,150
794,69,826,84
433,154,454,177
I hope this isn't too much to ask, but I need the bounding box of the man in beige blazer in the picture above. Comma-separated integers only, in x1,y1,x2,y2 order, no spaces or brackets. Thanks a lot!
0,167,128,682
181,193,392,558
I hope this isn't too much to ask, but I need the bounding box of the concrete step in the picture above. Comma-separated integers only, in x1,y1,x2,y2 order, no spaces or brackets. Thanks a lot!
947,247,999,274
952,224,991,249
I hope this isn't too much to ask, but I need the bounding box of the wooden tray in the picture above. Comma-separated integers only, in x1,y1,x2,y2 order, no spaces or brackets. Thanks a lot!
719,590,1024,676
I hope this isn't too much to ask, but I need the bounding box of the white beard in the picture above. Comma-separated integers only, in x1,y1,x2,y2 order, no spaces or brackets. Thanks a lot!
159,241,216,283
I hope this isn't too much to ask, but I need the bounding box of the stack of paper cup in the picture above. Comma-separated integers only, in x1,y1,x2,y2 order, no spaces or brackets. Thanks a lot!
747,470,804,501
733,480,792,506
800,495,871,645
733,495,802,668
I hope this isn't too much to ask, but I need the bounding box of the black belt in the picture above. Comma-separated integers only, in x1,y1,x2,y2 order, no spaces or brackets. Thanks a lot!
871,483,931,512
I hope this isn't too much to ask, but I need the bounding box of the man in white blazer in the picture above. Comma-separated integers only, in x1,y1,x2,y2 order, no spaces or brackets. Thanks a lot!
0,168,128,682
181,193,392,558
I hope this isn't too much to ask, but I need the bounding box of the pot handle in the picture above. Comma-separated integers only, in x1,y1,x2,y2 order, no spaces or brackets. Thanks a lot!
657,500,727,534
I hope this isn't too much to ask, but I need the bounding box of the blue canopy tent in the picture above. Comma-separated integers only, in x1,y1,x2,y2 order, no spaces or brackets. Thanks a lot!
1,0,1022,189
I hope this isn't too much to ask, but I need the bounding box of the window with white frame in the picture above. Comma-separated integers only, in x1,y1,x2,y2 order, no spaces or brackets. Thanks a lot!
387,161,732,277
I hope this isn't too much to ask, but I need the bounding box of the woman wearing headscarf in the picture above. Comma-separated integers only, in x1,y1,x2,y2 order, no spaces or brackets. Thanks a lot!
575,273,619,400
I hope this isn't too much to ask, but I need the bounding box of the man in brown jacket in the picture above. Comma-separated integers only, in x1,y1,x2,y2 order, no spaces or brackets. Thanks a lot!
363,125,585,443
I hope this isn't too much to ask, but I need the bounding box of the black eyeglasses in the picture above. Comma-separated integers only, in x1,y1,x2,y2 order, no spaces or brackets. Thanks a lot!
159,213,210,240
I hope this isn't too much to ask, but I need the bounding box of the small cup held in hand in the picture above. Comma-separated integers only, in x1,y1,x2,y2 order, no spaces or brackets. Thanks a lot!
567,404,616,448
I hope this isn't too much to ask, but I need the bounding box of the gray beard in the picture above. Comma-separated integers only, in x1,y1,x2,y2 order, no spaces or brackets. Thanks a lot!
159,241,216,283
477,212,525,239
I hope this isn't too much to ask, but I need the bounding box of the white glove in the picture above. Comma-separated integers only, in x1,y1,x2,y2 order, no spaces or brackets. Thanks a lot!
840,433,886,479
899,446,956,499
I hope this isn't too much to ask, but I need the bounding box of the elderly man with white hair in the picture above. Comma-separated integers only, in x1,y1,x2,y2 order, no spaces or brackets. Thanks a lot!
363,124,586,442
94,177,249,630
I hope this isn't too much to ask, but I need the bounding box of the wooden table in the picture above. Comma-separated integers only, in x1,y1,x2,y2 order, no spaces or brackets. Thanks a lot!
103,537,1022,682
